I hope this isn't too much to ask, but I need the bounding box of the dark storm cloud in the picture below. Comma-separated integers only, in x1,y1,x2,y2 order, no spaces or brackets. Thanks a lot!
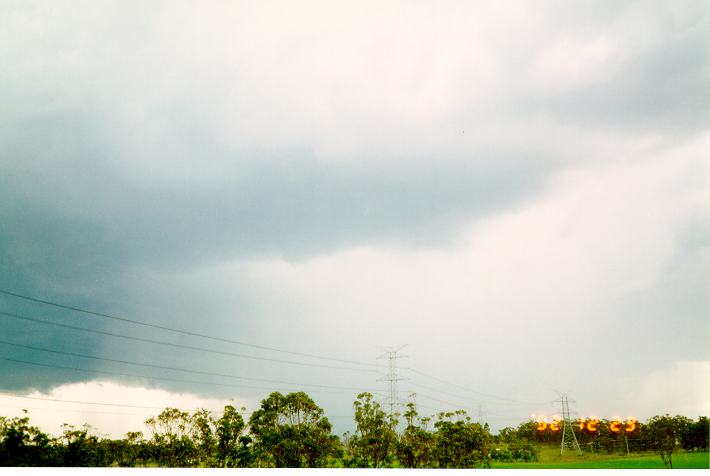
0,107,549,393
2,132,548,267
0,110,547,396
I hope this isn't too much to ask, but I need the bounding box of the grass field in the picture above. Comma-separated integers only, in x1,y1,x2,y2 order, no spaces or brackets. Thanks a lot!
492,447,709,469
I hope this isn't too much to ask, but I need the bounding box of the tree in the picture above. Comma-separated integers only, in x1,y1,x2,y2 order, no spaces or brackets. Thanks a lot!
496,426,517,444
349,392,398,468
249,391,339,467
122,431,145,467
0,411,59,466
678,416,708,452
191,408,216,466
215,405,249,467
495,424,538,462
684,416,709,451
433,410,492,468
515,420,537,442
645,414,686,468
395,401,434,468
59,423,99,466
145,408,196,467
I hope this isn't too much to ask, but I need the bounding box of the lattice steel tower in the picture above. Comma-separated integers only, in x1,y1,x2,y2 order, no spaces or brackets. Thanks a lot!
377,345,408,416
558,395,582,455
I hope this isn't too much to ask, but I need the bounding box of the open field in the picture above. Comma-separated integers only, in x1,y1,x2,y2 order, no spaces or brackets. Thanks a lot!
493,448,709,469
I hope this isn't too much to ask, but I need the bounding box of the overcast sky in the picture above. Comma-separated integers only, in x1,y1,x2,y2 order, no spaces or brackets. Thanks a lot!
1,0,709,438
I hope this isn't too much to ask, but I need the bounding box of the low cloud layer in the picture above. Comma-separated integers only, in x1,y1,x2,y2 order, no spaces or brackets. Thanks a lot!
0,381,242,439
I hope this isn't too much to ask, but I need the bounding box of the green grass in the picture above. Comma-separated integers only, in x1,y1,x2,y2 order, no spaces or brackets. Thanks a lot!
493,448,709,469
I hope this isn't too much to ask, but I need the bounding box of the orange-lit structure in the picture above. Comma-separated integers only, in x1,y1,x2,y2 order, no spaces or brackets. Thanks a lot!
536,416,636,433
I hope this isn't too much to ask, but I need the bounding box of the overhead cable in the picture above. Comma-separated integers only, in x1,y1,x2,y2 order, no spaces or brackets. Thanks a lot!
0,288,380,368
0,356,360,395
402,367,552,405
0,340,365,392
0,310,377,373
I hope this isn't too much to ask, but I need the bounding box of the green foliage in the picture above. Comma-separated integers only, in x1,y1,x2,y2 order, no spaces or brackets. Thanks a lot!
492,424,538,462
644,414,689,468
60,423,100,466
215,405,249,467
191,408,215,465
491,446,513,462
515,420,537,442
249,391,339,468
1,398,707,468
395,402,434,468
120,431,146,467
682,416,709,451
509,439,538,461
432,410,492,468
145,408,196,467
0,412,59,466
348,392,398,468
496,426,517,444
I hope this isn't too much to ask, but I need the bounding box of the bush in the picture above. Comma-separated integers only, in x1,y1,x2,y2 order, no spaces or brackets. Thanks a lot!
509,439,538,462
490,447,512,462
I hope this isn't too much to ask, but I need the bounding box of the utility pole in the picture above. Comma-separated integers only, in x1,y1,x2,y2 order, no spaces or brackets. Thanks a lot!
624,434,630,456
556,395,582,455
377,345,408,416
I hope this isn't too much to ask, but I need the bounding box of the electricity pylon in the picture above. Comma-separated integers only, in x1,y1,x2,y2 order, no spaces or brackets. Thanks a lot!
377,345,408,416
556,395,582,455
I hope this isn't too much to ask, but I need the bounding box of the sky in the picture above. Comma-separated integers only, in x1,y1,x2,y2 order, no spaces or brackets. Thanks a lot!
0,0,709,439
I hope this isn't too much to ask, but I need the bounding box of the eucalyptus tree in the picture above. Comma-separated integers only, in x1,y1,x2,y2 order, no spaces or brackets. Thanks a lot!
433,410,492,468
395,401,434,468
644,414,689,468
249,391,339,467
215,405,250,467
0,412,58,466
145,408,196,467
683,416,709,451
122,431,145,467
59,423,99,466
190,408,217,466
349,392,398,468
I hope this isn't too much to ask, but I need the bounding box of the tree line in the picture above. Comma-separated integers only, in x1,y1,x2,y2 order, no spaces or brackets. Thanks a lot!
1,391,707,468
496,414,708,468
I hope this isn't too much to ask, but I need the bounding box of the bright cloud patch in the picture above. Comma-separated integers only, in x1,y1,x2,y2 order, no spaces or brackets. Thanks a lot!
0,381,247,439
623,361,710,419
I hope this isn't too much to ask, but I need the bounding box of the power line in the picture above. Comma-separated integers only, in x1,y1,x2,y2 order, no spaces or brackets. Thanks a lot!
362,395,534,424
0,357,359,395
406,390,476,413
404,390,553,421
406,380,547,408
0,392,177,411
0,403,158,418
0,400,355,420
0,340,366,392
0,288,381,368
0,310,377,373
402,367,550,405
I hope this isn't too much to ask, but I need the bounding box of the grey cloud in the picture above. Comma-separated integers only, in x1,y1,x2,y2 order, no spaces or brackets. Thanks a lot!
1,111,550,270
529,25,709,133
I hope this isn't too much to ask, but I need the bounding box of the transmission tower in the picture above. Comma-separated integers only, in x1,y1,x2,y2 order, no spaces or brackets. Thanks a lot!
377,345,408,416
556,395,582,455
